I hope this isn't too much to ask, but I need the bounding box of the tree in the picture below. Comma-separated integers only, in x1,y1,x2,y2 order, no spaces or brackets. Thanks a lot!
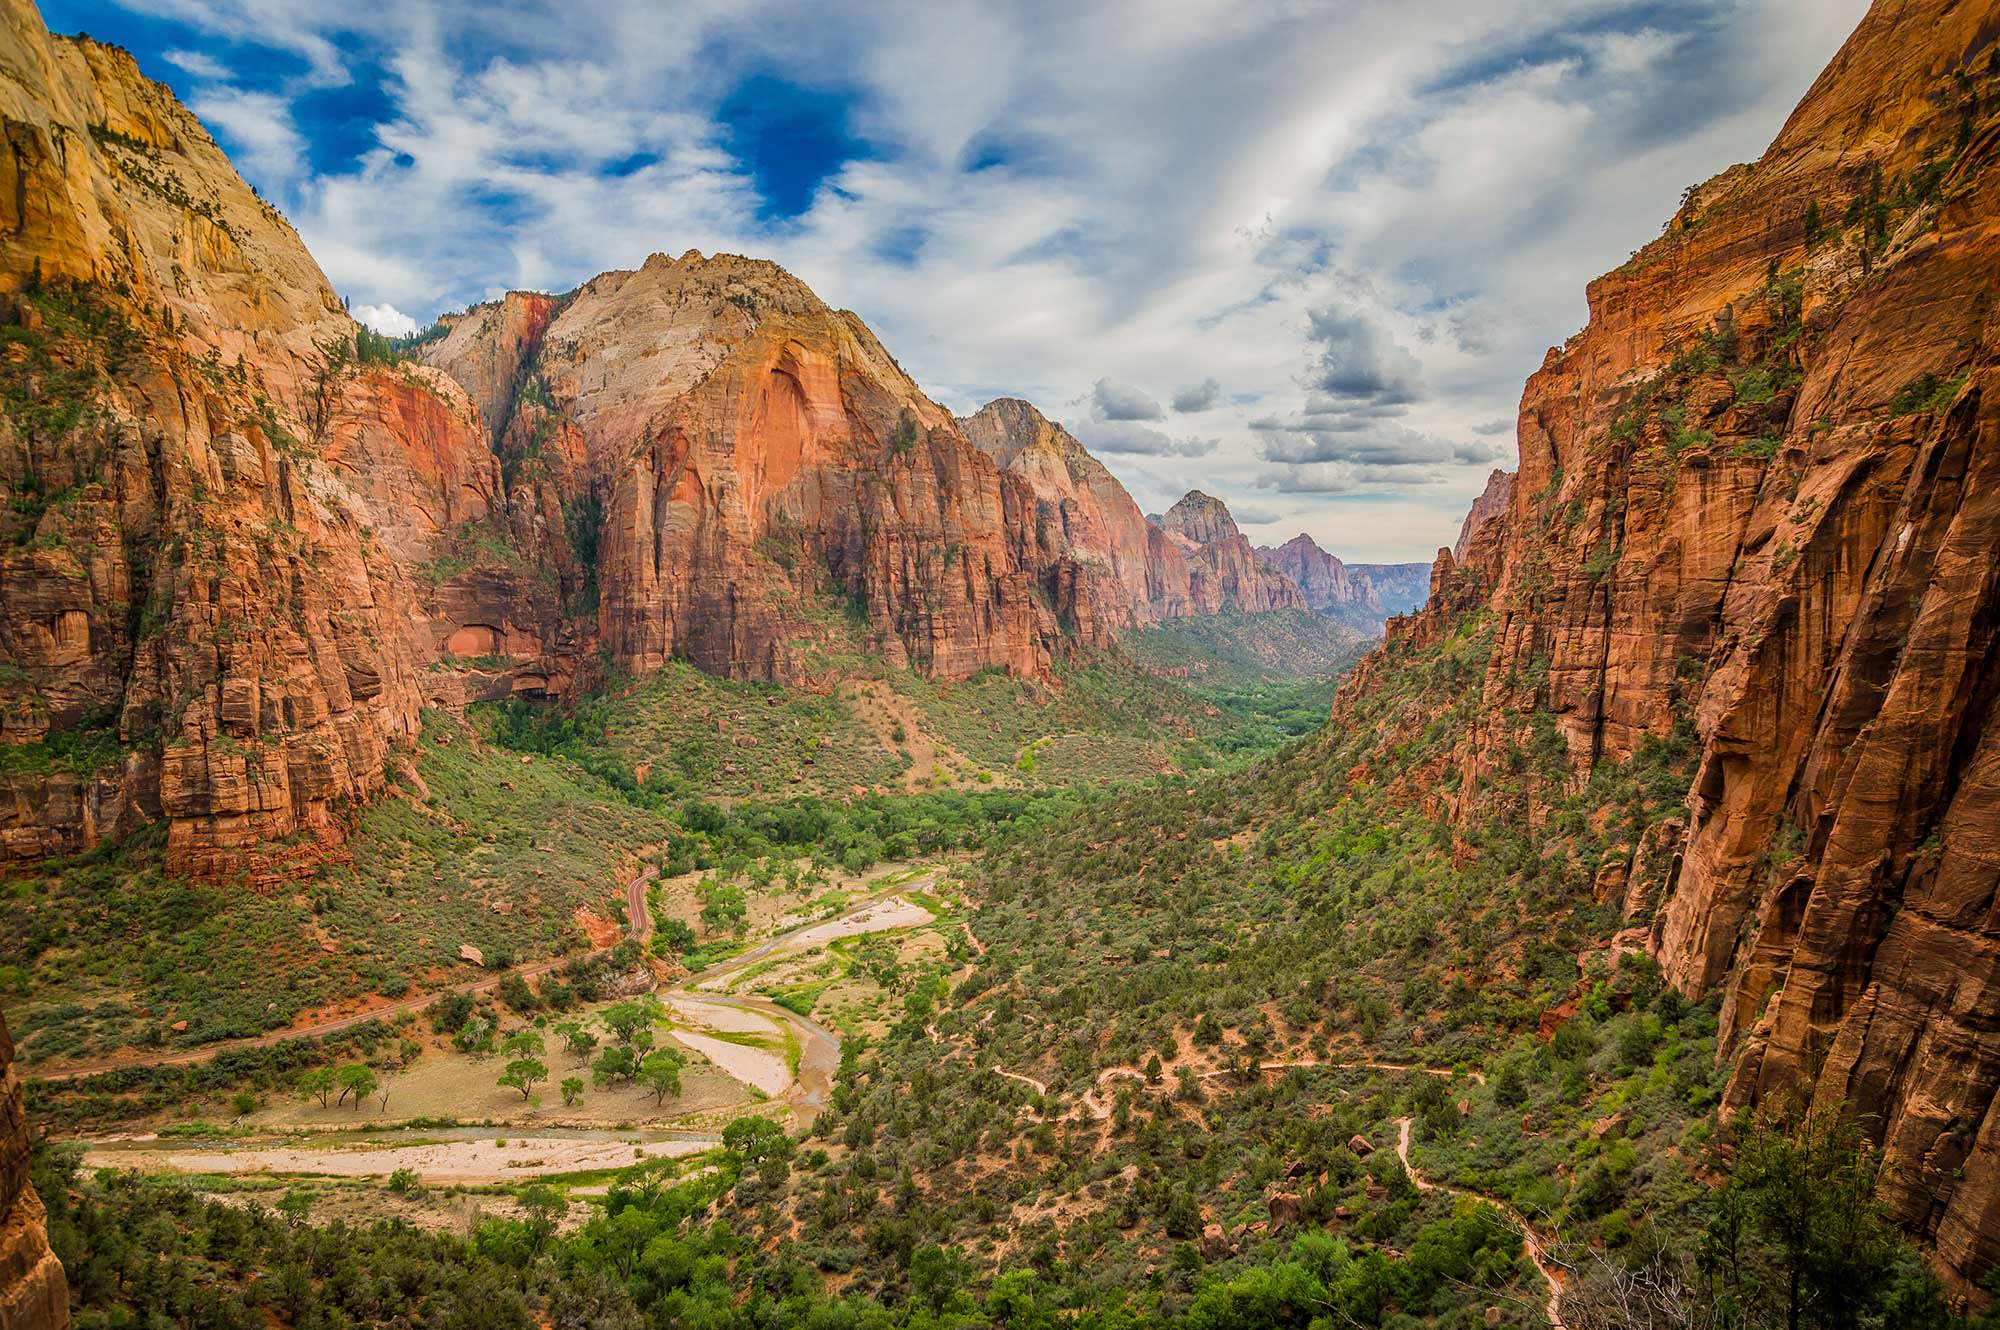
636,1049,686,1105
298,1067,337,1108
650,917,696,956
560,1076,584,1107
722,1115,795,1167
498,1058,549,1101
1702,1098,1905,1330
1492,1062,1529,1108
603,995,662,1046
555,1020,598,1061
698,881,748,937
501,1029,545,1059
909,1245,971,1315
592,1045,637,1087
275,1189,314,1225
519,1184,564,1254
336,1064,378,1111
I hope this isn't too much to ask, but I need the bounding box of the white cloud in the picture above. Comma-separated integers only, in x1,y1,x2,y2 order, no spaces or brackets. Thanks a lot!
1081,420,1216,458
352,302,421,336
163,48,231,80
1172,377,1221,412
187,87,305,187
123,0,1870,560
1090,378,1165,422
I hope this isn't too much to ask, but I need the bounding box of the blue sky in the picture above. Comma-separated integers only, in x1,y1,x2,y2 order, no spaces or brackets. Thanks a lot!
46,0,1866,560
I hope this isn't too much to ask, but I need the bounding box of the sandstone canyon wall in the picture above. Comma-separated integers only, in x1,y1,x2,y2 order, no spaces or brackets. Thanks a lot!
1256,531,1432,625
960,397,1295,630
1256,533,1361,611
1394,0,2000,1276
1451,468,1512,563
0,1,1314,875
0,0,538,879
1157,491,1306,615
422,262,1093,686
0,1015,64,1330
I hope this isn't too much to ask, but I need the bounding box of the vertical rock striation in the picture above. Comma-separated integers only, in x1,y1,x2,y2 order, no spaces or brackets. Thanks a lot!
961,397,1263,629
0,2,546,875
1388,0,2000,1276
0,1015,65,1330
1158,491,1306,615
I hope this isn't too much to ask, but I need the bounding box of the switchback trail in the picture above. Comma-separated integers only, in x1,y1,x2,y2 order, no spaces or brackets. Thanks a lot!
627,865,655,947
993,1056,1486,1123
1397,1116,1567,1330
979,1053,1558,1324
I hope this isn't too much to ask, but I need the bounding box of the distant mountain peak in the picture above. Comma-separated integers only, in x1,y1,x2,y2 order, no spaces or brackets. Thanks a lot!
1161,490,1240,546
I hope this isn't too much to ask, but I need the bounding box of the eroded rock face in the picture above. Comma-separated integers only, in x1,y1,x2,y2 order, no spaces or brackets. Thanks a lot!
0,6,537,876
0,1014,66,1330
0,0,1306,872
1453,470,1512,563
1257,534,1361,612
961,397,1238,632
426,254,1069,685
1158,491,1305,615
1392,0,2000,1276
1256,531,1434,622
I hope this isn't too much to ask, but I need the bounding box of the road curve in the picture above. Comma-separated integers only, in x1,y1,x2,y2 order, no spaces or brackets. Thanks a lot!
627,865,655,947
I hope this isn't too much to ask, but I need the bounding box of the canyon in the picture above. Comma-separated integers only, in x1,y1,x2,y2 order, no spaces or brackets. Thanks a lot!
1255,531,1432,632
0,2,1334,880
0,0,1997,1319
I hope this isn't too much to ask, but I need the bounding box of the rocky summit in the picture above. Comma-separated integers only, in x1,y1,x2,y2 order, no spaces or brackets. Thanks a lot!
2,1,1999,1328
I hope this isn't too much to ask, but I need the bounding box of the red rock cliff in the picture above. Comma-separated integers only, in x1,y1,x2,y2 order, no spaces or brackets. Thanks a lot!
425,255,1078,685
0,1,533,876
1256,533,1363,612
0,1014,65,1329
1158,491,1306,615
1395,0,2000,1277
961,397,1262,630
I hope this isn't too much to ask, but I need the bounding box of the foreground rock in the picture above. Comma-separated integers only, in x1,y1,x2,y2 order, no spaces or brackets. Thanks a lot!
0,1015,66,1329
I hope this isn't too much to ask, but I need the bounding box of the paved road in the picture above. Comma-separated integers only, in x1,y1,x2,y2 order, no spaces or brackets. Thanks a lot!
31,866,658,1086
628,866,655,947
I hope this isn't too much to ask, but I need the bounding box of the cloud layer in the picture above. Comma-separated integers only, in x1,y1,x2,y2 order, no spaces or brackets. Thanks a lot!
54,0,1869,559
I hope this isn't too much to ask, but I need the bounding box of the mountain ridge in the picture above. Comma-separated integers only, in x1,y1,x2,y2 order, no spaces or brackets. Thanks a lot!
0,5,1322,880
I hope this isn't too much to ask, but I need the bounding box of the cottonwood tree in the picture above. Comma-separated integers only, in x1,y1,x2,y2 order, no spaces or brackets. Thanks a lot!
637,1049,686,1105
297,1068,337,1108
336,1064,377,1111
499,1057,550,1100
555,1020,598,1061
593,1045,638,1087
